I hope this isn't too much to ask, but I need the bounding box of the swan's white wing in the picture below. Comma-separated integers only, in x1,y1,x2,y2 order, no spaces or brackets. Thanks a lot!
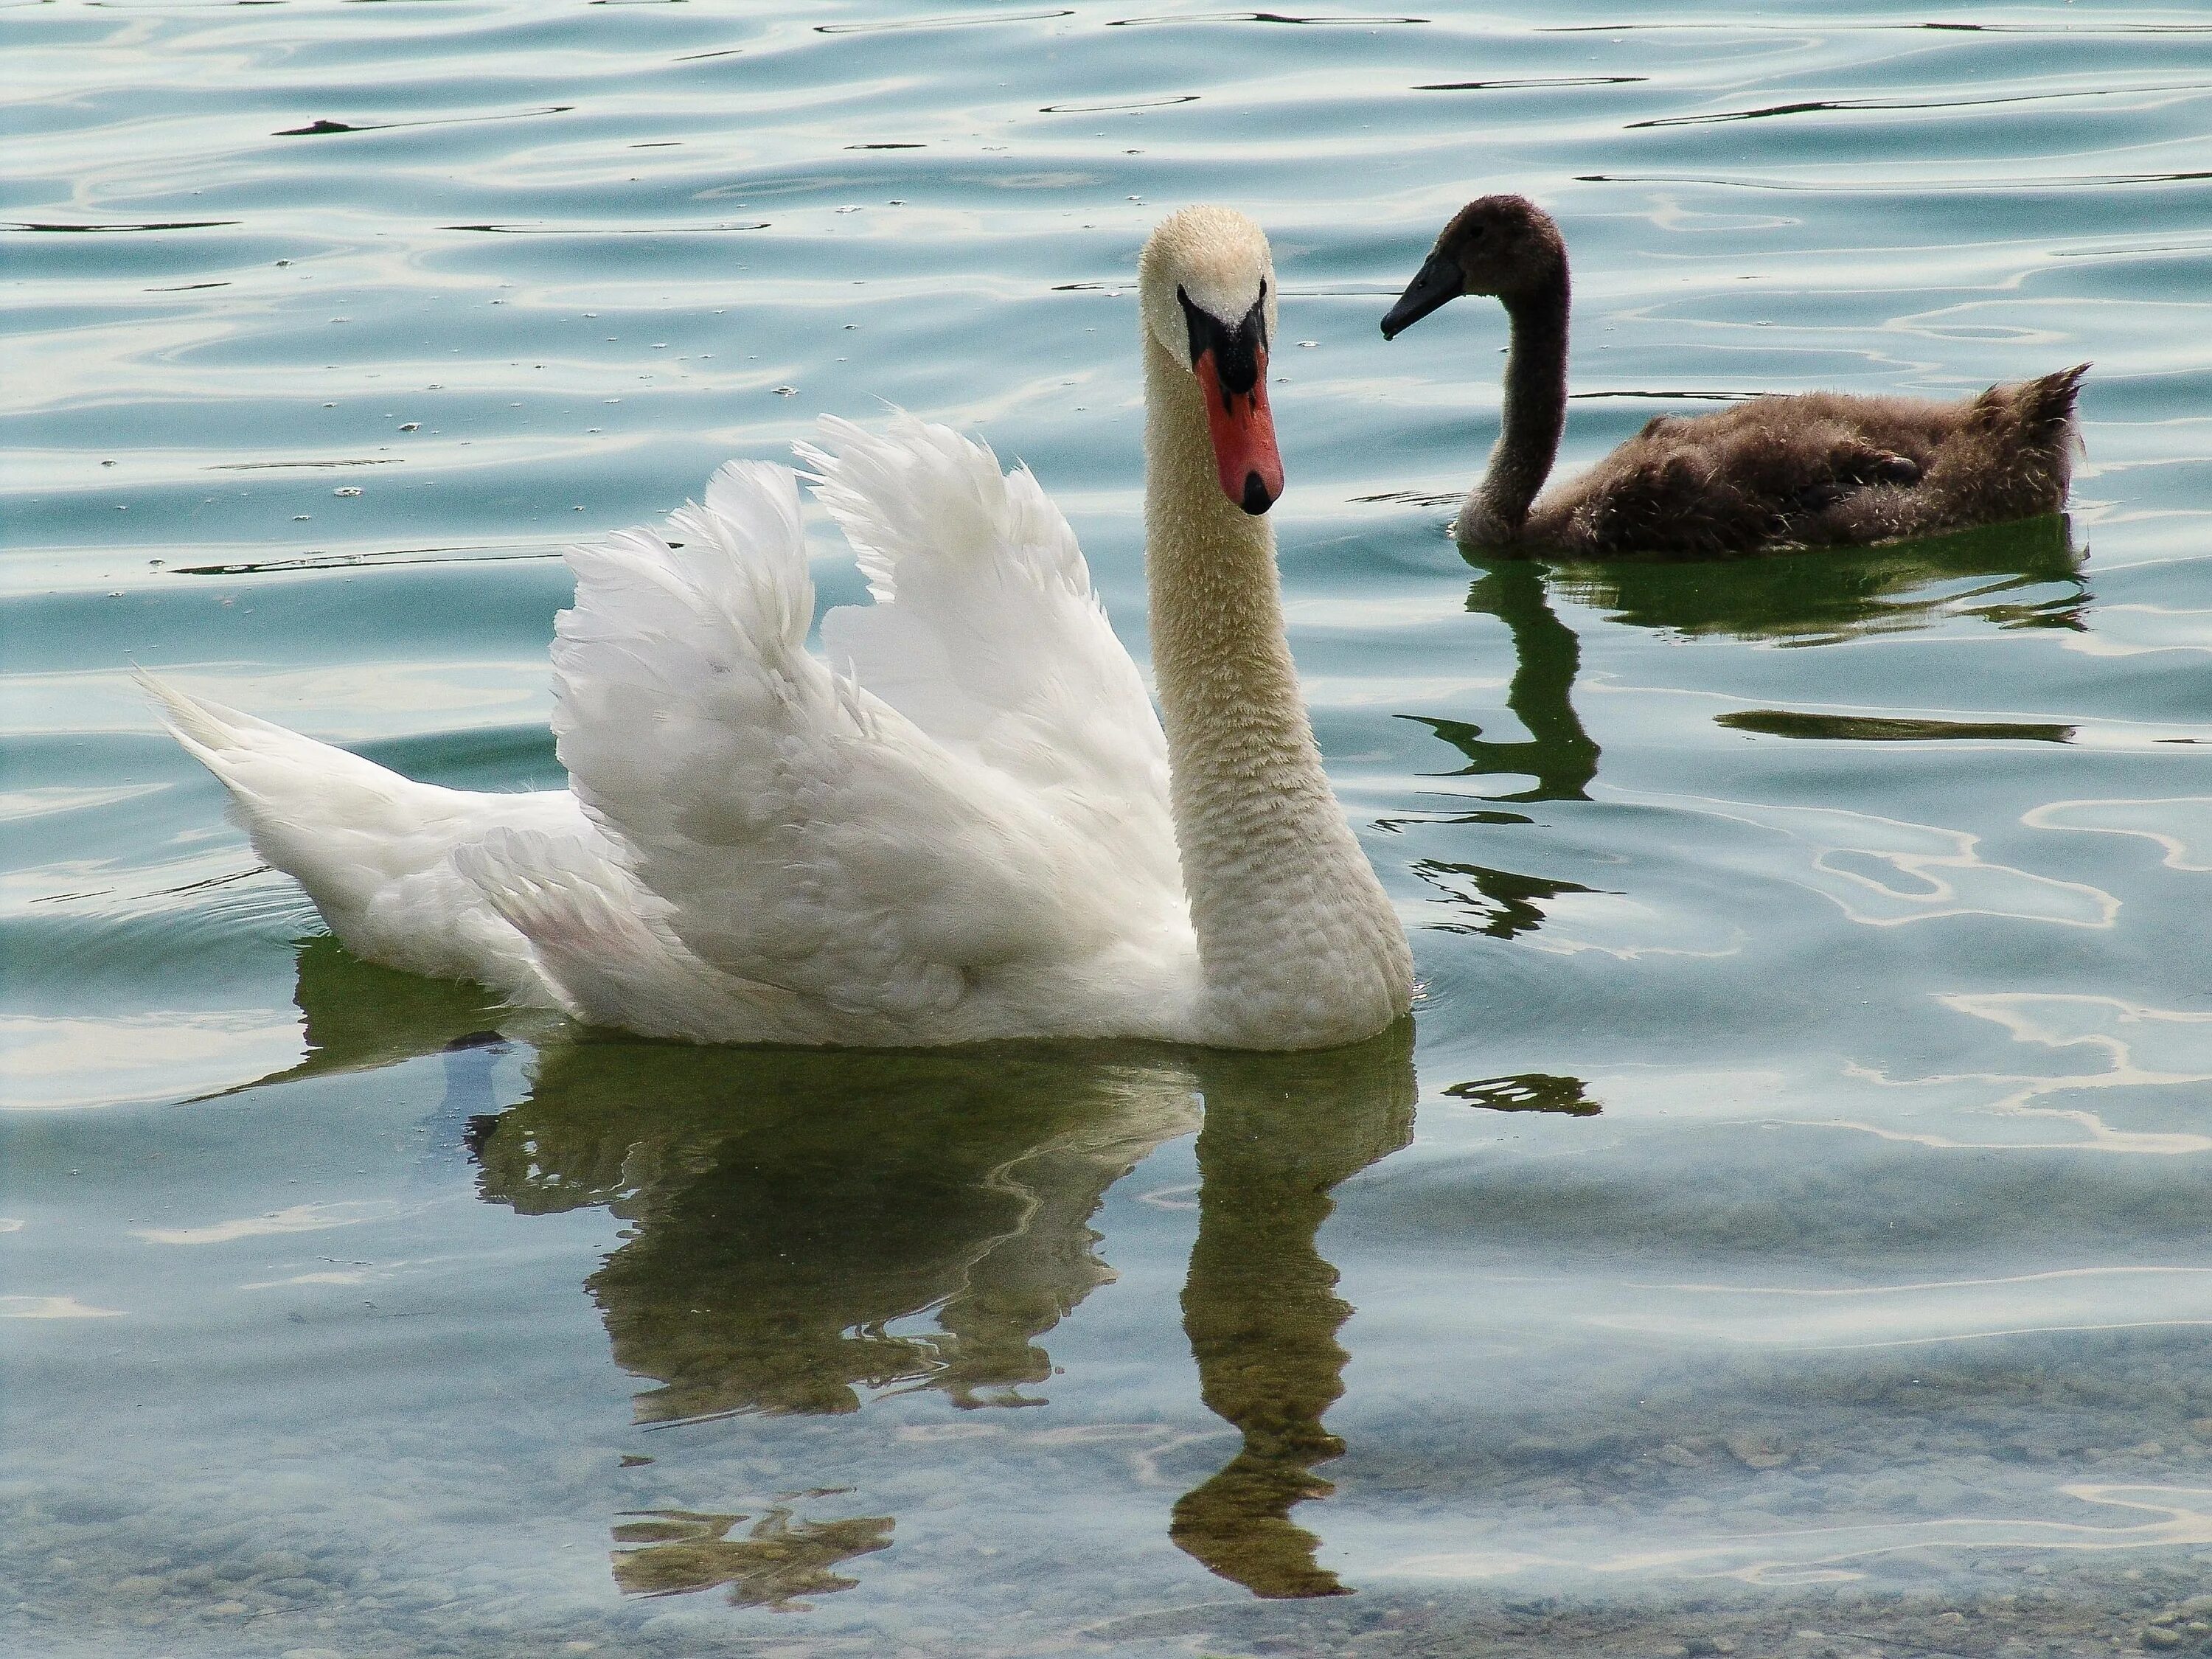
799,414,1179,897
548,461,1144,1019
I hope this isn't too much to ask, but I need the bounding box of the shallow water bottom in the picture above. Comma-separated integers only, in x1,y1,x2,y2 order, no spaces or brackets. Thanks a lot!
7,1009,2212,1659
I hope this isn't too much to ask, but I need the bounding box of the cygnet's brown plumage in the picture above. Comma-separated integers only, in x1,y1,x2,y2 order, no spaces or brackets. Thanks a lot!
1382,195,2087,560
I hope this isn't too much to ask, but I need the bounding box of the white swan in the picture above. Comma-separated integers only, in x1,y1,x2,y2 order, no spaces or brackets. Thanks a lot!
145,206,1413,1051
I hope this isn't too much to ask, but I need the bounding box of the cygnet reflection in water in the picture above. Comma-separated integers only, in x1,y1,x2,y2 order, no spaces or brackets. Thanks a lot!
1386,518,2084,940
1413,517,2081,796
1546,512,2089,646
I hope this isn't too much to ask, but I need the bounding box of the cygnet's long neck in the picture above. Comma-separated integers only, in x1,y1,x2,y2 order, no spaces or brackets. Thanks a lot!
1144,335,1411,1048
1457,268,1571,546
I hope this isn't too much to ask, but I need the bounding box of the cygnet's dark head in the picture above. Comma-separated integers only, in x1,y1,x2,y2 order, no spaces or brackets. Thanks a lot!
1380,195,1568,339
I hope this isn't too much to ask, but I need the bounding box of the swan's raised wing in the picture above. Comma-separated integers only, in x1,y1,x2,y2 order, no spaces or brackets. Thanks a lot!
799,415,1178,894
545,462,1152,1019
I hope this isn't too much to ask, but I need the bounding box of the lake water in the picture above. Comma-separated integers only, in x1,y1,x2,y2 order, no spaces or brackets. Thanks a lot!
6,3,2212,1655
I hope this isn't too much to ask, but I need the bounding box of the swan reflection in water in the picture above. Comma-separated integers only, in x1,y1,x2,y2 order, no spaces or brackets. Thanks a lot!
462,1026,1415,1602
1171,1033,1416,1596
260,933,1419,1605
470,1040,1203,1423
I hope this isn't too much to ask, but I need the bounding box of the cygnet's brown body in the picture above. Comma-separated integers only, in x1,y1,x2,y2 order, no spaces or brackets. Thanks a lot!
1382,195,2087,560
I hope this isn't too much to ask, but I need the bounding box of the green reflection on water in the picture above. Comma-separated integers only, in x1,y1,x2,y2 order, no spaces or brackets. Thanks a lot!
1172,1028,1417,1598
1442,1072,1601,1116
611,1505,894,1610
1714,709,2076,742
1549,512,2086,645
239,936,512,1092
1412,559,1601,804
1418,515,2082,815
473,1037,1200,1421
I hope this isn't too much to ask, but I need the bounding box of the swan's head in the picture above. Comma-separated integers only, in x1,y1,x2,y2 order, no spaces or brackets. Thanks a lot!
1140,206,1284,515
1380,195,1566,338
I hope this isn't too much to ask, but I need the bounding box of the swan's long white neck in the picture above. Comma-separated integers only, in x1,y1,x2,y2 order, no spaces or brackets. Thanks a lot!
1143,333,1412,1048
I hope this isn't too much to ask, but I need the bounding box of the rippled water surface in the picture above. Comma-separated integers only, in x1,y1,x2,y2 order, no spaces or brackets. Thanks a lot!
7,3,2212,1655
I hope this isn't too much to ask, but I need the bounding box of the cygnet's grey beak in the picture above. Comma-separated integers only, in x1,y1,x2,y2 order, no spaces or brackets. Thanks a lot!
1381,250,1461,340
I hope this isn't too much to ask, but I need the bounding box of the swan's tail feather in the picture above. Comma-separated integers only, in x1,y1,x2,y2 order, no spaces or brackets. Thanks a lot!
140,670,424,851
139,672,576,998
139,667,265,757
1970,363,2087,454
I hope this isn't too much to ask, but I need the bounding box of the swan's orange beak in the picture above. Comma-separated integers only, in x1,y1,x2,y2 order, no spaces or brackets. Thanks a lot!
1179,282,1284,515
1195,347,1283,515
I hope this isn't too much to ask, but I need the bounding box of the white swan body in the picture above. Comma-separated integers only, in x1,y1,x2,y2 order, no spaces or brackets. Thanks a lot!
148,208,1412,1050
